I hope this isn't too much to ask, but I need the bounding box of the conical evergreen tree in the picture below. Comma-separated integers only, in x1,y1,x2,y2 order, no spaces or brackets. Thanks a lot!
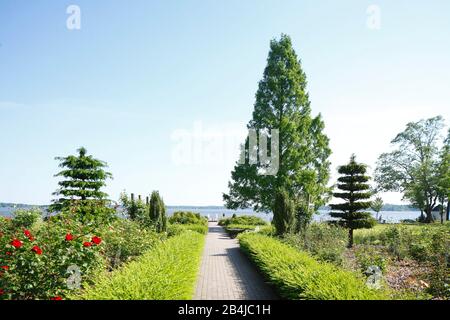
50,147,112,215
223,34,331,235
149,191,167,232
330,155,375,247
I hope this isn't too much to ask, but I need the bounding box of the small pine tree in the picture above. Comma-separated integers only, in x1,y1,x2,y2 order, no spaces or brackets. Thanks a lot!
149,191,167,232
50,147,113,222
330,155,375,247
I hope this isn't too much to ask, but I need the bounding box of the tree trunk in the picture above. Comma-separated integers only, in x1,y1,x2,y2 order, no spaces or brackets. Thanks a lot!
446,200,449,222
425,207,433,223
348,228,354,248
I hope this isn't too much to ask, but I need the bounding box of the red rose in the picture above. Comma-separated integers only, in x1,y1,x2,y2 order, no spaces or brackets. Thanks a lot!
0,289,4,295
91,236,102,245
1,266,8,271
50,296,62,300
24,229,32,238
5,252,12,256
11,239,23,248
31,245,43,255
83,242,92,247
65,233,74,241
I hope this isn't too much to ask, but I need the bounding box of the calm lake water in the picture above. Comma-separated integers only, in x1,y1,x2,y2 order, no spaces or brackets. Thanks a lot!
0,206,422,224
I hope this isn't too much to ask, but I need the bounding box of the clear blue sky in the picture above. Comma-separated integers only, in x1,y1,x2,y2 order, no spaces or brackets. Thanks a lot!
1,0,449,205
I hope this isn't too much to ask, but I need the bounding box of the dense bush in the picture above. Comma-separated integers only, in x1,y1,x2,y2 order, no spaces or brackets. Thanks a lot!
238,233,388,300
354,246,388,273
169,211,207,226
354,224,449,263
0,214,105,300
167,223,208,236
101,219,164,269
119,192,148,222
77,231,205,300
354,223,450,298
283,223,348,266
219,215,267,227
166,224,186,237
11,209,42,229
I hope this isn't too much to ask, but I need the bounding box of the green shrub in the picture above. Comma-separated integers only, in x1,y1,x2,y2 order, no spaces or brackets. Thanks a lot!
238,233,389,300
101,219,164,269
182,224,208,235
169,211,207,226
354,246,388,273
11,209,42,229
77,231,205,300
226,224,258,231
257,225,276,236
355,224,450,264
167,223,208,236
219,215,267,227
166,224,186,237
1,217,105,300
283,223,347,266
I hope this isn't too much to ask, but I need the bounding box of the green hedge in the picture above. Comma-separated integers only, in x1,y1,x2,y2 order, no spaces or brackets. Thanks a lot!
238,233,389,300
167,223,208,236
169,211,207,226
76,231,205,300
219,215,268,227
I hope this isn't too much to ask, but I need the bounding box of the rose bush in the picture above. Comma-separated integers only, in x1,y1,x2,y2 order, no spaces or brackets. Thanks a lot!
0,213,105,300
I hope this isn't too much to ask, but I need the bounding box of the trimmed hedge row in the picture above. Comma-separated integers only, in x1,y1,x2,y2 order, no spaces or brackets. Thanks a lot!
238,233,389,300
76,231,205,300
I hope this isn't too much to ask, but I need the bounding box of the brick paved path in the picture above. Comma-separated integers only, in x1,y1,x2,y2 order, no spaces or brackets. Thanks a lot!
194,222,278,300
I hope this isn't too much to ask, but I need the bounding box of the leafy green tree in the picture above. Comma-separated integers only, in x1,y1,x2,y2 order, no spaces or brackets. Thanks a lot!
223,34,331,235
375,116,446,223
119,191,147,221
371,196,384,220
330,155,375,248
50,147,114,222
437,129,450,223
149,191,167,232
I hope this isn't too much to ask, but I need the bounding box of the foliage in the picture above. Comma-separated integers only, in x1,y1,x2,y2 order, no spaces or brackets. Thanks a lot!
77,231,205,300
426,229,450,298
273,189,296,235
354,246,388,273
11,208,42,229
166,224,186,237
283,223,348,266
436,129,450,223
238,233,389,300
167,223,208,236
119,192,147,222
354,224,449,261
330,155,376,247
101,219,164,269
49,147,113,219
371,197,384,220
169,211,207,226
223,34,331,235
0,215,105,300
218,215,267,227
149,191,167,233
375,116,447,223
